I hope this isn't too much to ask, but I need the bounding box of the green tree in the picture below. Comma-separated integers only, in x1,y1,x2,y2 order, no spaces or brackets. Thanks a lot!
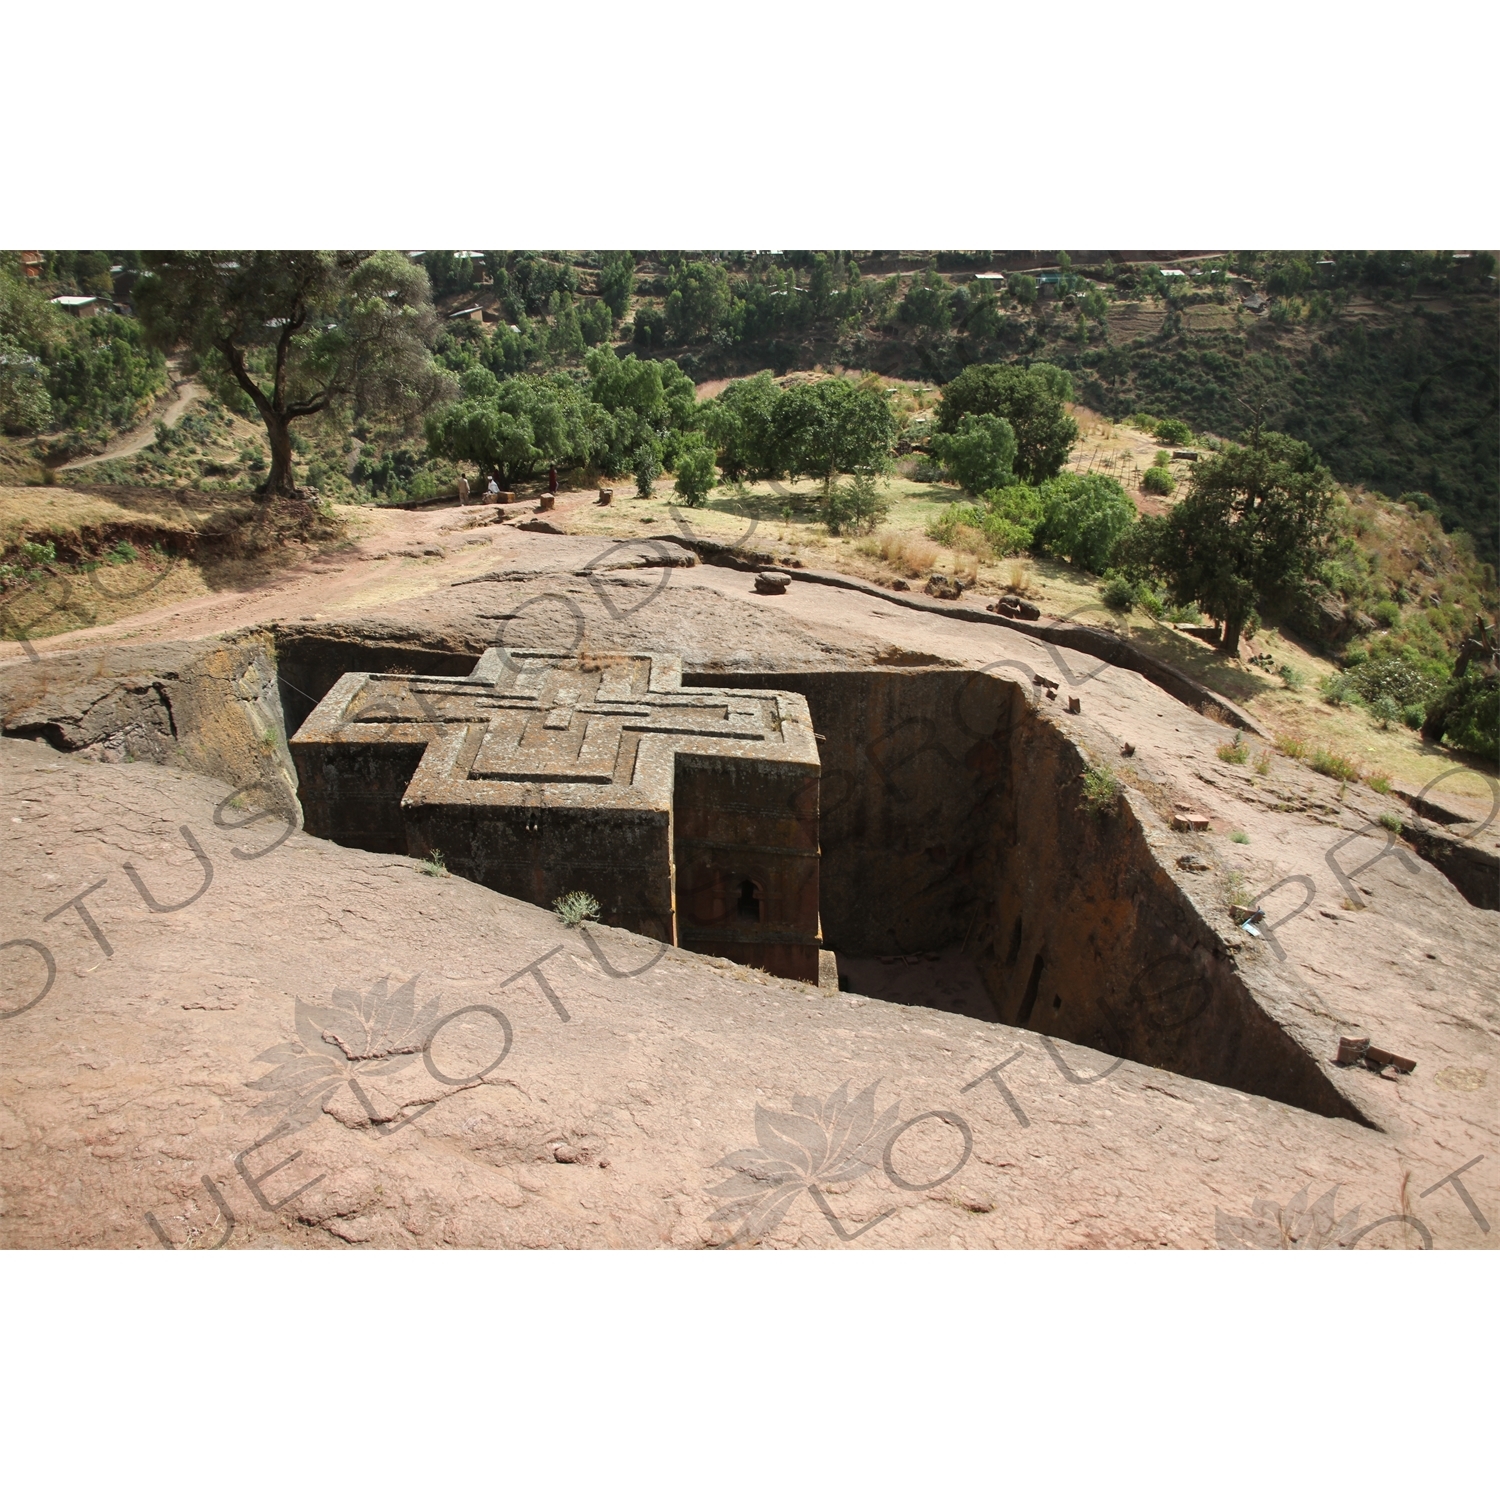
1010,274,1037,308
935,363,1078,484
136,251,450,499
0,334,52,432
578,299,613,347
962,290,1005,340
928,412,1017,495
672,430,718,507
1035,472,1136,574
771,378,895,492
584,346,697,476
633,442,661,498
896,271,952,334
701,372,781,480
425,367,606,488
598,252,635,322
981,484,1048,554
1133,430,1340,655
665,259,732,342
824,472,891,535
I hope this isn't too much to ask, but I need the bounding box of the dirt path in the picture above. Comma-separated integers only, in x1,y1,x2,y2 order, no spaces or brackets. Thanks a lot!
0,489,632,661
58,362,207,471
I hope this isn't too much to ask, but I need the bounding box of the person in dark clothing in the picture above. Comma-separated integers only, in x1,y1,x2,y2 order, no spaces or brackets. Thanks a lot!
548,466,558,494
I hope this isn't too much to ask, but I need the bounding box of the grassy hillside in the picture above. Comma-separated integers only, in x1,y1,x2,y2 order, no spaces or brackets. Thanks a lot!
8,249,1493,565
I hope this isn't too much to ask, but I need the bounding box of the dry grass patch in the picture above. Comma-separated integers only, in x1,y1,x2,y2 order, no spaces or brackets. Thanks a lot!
859,530,940,577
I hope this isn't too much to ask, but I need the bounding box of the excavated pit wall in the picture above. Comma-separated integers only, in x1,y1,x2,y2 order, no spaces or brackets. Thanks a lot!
692,667,1366,1124
3,628,1368,1125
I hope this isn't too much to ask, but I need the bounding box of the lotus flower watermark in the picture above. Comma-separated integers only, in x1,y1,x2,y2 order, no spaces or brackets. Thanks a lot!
1215,1183,1433,1249
247,975,445,1129
708,1080,902,1245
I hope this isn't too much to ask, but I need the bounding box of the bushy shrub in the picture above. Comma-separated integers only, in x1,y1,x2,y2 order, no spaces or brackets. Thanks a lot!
671,430,717,507
1346,656,1441,708
1035,472,1135,574
1370,599,1401,628
1278,662,1305,689
1080,765,1120,813
825,472,891,536
1164,602,1203,625
1426,671,1499,760
1154,417,1192,445
1141,464,1176,496
979,483,1047,555
1100,573,1137,611
0,334,52,433
1311,746,1361,782
1322,673,1362,706
927,502,983,547
553,891,601,927
928,412,1017,495
632,442,661,498
1371,695,1400,727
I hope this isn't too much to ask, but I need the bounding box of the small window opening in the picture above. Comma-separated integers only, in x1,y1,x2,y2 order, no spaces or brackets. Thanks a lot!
737,879,763,921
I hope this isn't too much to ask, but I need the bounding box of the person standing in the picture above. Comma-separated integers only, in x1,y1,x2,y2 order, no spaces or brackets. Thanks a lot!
548,465,558,495
457,475,470,506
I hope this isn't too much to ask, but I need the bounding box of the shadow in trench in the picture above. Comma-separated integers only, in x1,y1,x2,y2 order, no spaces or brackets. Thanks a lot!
836,948,999,1024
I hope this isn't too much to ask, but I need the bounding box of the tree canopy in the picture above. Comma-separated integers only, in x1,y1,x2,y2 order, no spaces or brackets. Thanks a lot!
135,251,450,499
1128,429,1340,654
700,375,894,491
929,411,1017,495
1,254,166,438
584,346,698,476
935,363,1078,484
1034,472,1136,574
424,367,607,488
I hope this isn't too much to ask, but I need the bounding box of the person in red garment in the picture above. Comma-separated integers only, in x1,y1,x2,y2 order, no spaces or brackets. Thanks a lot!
548,465,558,495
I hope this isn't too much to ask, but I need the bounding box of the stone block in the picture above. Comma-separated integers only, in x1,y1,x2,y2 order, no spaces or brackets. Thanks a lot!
289,649,823,982
755,571,791,595
1172,812,1210,832
1336,1035,1371,1066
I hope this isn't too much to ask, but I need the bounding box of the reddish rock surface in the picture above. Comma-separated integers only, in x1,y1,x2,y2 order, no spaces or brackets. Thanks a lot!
1,535,1496,1249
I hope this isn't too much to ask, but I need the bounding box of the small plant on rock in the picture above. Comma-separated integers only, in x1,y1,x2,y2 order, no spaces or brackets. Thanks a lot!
1310,746,1361,783
1378,811,1403,833
420,848,449,878
1080,765,1121,814
1229,830,1250,844
1216,732,1249,764
553,890,601,927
